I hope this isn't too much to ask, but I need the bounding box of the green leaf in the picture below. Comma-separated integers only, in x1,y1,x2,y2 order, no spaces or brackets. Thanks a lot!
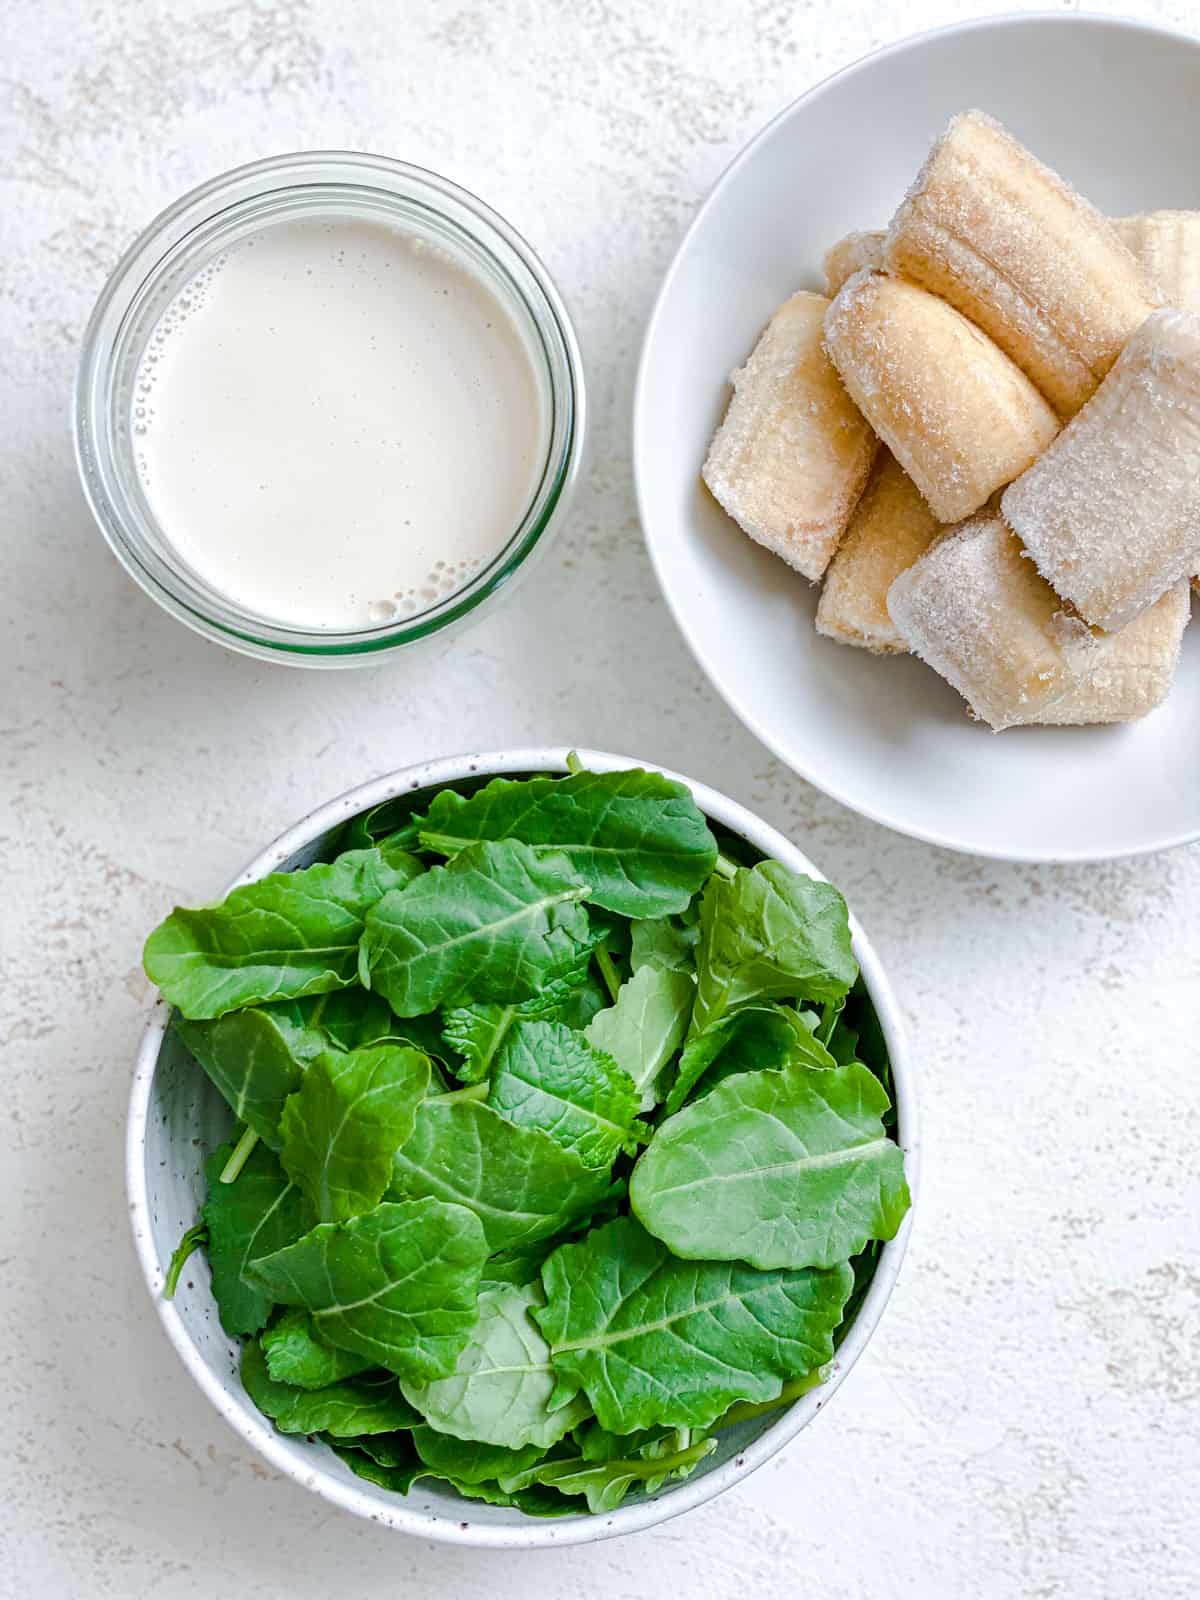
630,1063,910,1270
388,1099,615,1252
201,1141,316,1336
286,989,398,1051
691,863,857,1036
629,915,699,975
244,1199,488,1382
176,1009,325,1150
279,1044,431,1221
328,1439,427,1493
360,840,593,1017
585,966,694,1111
535,1216,853,1432
410,1426,544,1486
488,1021,641,1168
400,1282,590,1449
415,769,718,918
241,1338,420,1437
261,1309,375,1389
481,1243,552,1289
441,967,598,1085
498,1438,716,1513
144,847,424,1019
667,1003,836,1114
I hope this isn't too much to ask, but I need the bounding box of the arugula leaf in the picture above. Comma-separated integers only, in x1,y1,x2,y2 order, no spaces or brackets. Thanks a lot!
400,1282,590,1449
241,1338,420,1437
163,1221,207,1298
176,1010,324,1150
244,1199,487,1382
144,848,423,1019
630,1064,909,1270
441,967,598,1085
488,1021,641,1168
690,863,857,1035
535,1216,853,1432
629,915,699,975
666,1003,835,1114
415,769,718,918
585,966,694,1111
261,1309,375,1388
360,840,593,1017
201,1141,316,1336
497,1438,716,1513
410,1426,544,1485
388,1099,615,1252
279,1044,430,1221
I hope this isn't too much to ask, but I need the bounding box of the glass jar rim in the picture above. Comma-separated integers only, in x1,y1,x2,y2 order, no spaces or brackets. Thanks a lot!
73,150,586,664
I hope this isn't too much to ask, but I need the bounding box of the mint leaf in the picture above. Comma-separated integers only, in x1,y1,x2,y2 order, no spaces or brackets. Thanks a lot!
631,1063,909,1269
488,1021,642,1168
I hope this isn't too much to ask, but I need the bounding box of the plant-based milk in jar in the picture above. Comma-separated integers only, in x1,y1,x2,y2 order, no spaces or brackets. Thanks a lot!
132,217,547,629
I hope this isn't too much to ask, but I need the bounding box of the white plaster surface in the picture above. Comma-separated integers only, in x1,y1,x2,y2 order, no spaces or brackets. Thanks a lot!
3,1,1199,1595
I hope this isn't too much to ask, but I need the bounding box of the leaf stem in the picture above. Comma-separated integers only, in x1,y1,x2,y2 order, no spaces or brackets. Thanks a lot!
565,751,584,775
430,1081,489,1106
713,853,739,881
219,1125,259,1184
595,946,622,1002
715,1366,830,1428
163,1221,207,1298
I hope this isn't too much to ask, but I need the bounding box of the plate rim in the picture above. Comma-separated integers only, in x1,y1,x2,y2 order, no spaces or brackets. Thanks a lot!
633,9,1200,865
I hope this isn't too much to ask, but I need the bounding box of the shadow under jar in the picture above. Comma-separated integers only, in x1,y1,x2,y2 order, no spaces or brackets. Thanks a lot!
74,152,586,665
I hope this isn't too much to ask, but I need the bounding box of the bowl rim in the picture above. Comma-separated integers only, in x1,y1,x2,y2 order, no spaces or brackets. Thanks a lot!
632,9,1200,865
126,747,919,1547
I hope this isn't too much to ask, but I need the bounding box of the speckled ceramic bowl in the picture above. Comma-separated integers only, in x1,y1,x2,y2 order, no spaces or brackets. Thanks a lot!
126,748,919,1546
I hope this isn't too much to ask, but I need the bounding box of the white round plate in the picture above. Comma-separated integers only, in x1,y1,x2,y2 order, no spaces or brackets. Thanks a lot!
635,13,1200,863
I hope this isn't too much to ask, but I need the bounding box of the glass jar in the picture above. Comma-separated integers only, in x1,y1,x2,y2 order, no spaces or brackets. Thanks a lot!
74,151,586,666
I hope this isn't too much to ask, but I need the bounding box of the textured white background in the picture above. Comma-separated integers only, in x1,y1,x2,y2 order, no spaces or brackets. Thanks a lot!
4,1,1199,1595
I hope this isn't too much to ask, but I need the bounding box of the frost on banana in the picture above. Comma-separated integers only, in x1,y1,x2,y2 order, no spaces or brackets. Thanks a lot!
702,291,878,581
816,451,943,653
1002,309,1200,632
823,271,1059,524
1039,582,1190,726
823,230,886,297
886,514,1090,730
1113,211,1200,314
886,111,1158,417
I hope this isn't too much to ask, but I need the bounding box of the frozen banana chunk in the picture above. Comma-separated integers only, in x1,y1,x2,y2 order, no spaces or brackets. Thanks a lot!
1040,582,1190,725
1002,309,1200,631
886,111,1158,415
1113,211,1200,312
887,514,1094,730
824,271,1059,524
703,291,877,580
816,451,943,652
823,230,886,296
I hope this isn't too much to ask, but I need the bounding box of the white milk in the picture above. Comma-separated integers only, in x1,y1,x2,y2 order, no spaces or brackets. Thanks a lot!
133,217,547,630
